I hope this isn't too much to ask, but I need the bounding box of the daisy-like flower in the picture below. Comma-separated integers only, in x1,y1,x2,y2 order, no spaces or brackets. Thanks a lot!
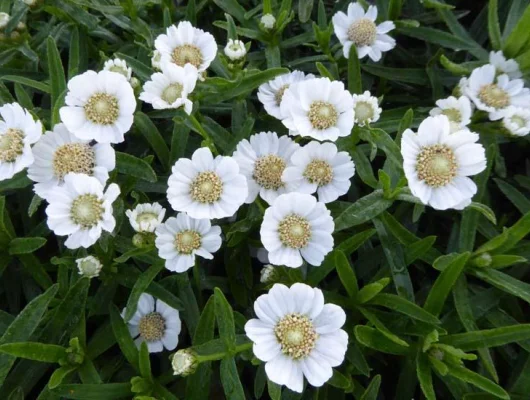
401,115,487,210
260,192,334,268
283,141,355,203
126,202,166,233
172,349,198,376
257,71,315,120
27,123,115,201
76,256,102,279
139,62,198,113
224,39,247,61
489,50,522,79
0,102,42,181
154,21,217,73
122,293,181,353
103,58,132,82
464,64,530,121
244,283,348,393
59,70,136,144
502,106,530,137
429,96,472,133
280,78,354,142
167,147,248,219
45,173,120,249
332,2,395,62
232,131,300,205
351,91,381,127
155,213,222,273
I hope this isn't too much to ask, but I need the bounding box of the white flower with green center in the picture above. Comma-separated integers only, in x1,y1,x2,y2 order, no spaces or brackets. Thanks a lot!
280,78,354,142
401,115,487,210
59,70,136,144
46,173,120,249
260,192,334,268
257,71,315,120
139,62,198,113
489,51,522,79
126,202,166,233
283,141,355,203
103,58,132,82
167,147,248,219
244,283,348,393
224,39,247,61
429,96,472,133
154,21,217,73
502,106,530,137
171,349,198,376
76,255,103,279
122,293,181,353
464,64,530,121
155,213,222,273
351,90,381,126
332,2,395,62
232,131,300,205
27,123,115,201
0,102,42,181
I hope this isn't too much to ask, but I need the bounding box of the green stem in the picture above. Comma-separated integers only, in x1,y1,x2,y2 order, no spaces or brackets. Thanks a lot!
193,258,203,307
196,342,253,363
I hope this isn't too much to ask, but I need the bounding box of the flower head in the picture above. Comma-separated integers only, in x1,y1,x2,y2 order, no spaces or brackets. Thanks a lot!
0,13,9,29
152,50,162,70
224,39,247,61
103,58,132,82
502,106,530,137
126,203,166,233
260,264,278,283
171,349,198,376
352,91,381,126
260,14,276,29
76,256,103,278
489,50,522,79
245,283,348,393
429,96,472,133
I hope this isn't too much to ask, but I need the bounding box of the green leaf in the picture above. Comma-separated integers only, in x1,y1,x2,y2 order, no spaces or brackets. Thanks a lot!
123,263,164,322
471,267,530,305
335,250,358,298
447,364,509,399
361,65,429,85
0,342,66,363
357,278,391,304
335,190,393,232
51,383,132,399
328,369,353,391
212,0,247,24
359,307,409,347
488,0,502,50
368,293,440,325
48,365,77,390
225,13,238,40
441,324,530,351
138,342,152,381
405,236,437,265
348,45,362,94
1,75,50,93
494,178,530,214
503,4,530,57
360,374,382,400
416,353,435,400
337,228,376,255
298,0,313,23
214,288,236,349
220,358,245,400
267,379,282,400
397,26,478,51
116,152,157,183
488,255,527,269
439,54,473,75
47,37,66,126
8,237,46,255
361,128,403,170
134,113,170,170
468,202,497,225
355,326,409,355
109,304,139,371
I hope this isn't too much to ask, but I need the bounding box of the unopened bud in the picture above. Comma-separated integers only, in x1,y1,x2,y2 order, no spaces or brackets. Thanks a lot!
171,349,198,376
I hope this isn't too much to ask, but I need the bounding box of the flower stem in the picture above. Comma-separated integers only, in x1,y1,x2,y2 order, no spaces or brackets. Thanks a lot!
196,342,253,363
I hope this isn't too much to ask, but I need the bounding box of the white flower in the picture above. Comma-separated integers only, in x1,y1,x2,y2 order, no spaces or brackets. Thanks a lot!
60,70,136,144
126,202,166,233
224,39,247,61
155,213,222,273
232,131,300,205
45,173,120,249
332,2,395,62
489,50,522,79
0,102,42,181
456,77,469,97
172,349,198,376
401,115,487,211
464,64,530,121
260,264,278,283
167,147,248,219
139,62,198,113
283,141,355,203
122,293,181,353
261,14,276,29
154,21,217,73
103,58,132,82
257,71,315,120
280,78,354,142
27,123,115,201
0,13,9,29
76,256,102,278
502,107,530,137
260,192,334,268
152,50,162,70
244,283,348,393
429,96,472,133
351,91,381,126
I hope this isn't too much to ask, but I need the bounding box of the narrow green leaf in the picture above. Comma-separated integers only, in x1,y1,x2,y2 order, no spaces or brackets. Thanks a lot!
488,255,527,269
447,364,509,399
123,263,165,322
134,113,170,169
1,76,50,93
220,358,245,400
335,250,358,298
51,383,132,399
337,228,376,255
471,267,530,305
109,304,139,371
494,178,530,214
361,65,429,85
359,307,409,347
267,379,282,400
441,324,530,351
0,342,66,363
298,0,313,23
47,37,66,126
335,190,393,232
416,353,435,400
355,326,409,355
405,236,436,265
503,4,530,57
138,342,152,381
357,278,391,304
214,288,236,348
488,0,502,50
116,152,157,183
48,365,77,390
348,45,362,94
369,293,440,325
360,374,382,400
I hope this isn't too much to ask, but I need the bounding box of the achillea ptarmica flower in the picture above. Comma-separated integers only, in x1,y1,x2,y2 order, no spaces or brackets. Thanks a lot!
351,91,381,126
489,50,522,79
464,64,530,121
244,283,348,393
172,349,198,376
257,71,315,120
502,107,530,137
280,77,354,142
260,14,276,29
224,39,247,61
260,264,278,283
283,141,355,204
126,202,166,233
139,62,198,113
401,115,487,210
122,293,181,353
76,256,103,278
0,102,42,181
429,96,472,133
155,21,217,73
103,58,132,82
27,123,115,201
167,147,248,219
260,192,334,268
60,70,136,144
332,2,396,62
0,13,9,29
46,173,120,249
155,213,222,273
232,131,300,205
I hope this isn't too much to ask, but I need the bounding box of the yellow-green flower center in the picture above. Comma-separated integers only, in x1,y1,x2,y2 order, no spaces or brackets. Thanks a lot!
354,101,374,124
253,154,286,190
0,128,24,162
172,44,203,68
416,144,458,187
275,84,289,106
84,93,119,125
441,108,462,123
138,312,166,342
190,171,223,204
70,194,104,228
308,101,338,130
278,214,311,249
478,83,510,109
108,65,128,78
161,83,184,104
510,115,526,129
303,159,333,186
53,143,95,180
275,313,317,359
175,230,202,254
347,18,377,47
137,212,159,225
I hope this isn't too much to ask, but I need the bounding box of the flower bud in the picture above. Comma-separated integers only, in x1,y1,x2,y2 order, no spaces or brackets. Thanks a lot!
151,50,162,70
0,13,10,30
171,349,198,376
472,252,492,268
260,14,276,30
76,256,102,279
224,39,247,61
260,264,278,283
